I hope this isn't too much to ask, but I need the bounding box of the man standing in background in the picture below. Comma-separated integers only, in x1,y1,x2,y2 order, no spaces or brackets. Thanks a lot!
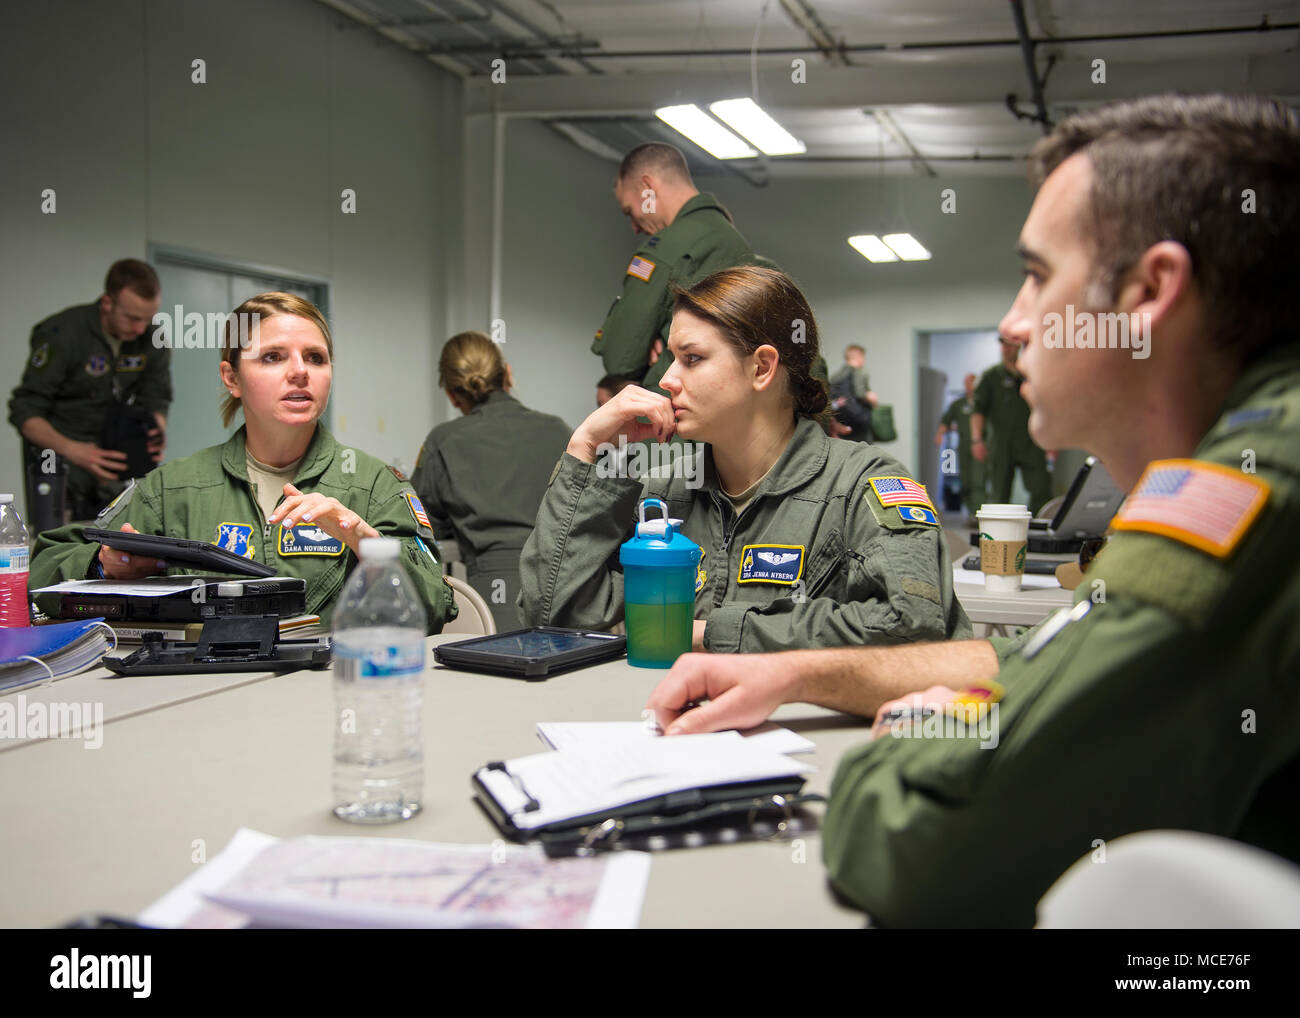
971,336,1051,514
9,259,170,522
594,143,756,392
936,372,984,519
830,344,878,442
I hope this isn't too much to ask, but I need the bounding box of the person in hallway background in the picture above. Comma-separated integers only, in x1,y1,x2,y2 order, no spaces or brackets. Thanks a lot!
935,372,985,520
972,335,1052,513
829,343,879,442
413,330,570,632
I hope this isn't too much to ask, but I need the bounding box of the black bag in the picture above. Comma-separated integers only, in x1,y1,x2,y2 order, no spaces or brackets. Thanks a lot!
99,400,156,480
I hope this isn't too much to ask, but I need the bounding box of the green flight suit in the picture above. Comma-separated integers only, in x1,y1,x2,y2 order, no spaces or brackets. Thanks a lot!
592,192,756,392
972,361,1051,514
519,418,971,653
411,391,571,632
8,303,173,517
29,425,458,634
823,339,1300,928
940,396,984,516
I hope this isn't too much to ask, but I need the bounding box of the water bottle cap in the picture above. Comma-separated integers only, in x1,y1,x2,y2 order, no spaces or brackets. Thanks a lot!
358,536,400,561
619,498,701,568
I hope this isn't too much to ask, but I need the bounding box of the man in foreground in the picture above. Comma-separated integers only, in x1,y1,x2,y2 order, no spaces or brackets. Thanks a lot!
646,93,1300,927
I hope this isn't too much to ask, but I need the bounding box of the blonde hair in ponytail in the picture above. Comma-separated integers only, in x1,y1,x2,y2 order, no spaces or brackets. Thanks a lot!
439,331,507,408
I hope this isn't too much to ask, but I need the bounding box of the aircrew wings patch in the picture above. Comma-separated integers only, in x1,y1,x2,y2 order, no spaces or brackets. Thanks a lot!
626,256,656,282
1110,458,1269,559
869,476,935,512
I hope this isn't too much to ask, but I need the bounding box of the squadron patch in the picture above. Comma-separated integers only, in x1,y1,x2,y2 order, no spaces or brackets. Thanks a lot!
403,491,431,530
897,505,939,527
215,522,256,559
30,343,49,369
626,256,656,282
85,355,109,377
1110,458,1269,559
694,550,707,594
278,524,344,557
736,544,805,585
869,476,935,511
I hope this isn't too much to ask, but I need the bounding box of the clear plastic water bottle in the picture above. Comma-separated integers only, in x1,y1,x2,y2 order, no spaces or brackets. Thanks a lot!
0,494,31,629
331,537,427,823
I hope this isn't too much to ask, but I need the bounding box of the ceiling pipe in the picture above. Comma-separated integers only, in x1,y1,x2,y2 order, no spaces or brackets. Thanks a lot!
1009,0,1052,134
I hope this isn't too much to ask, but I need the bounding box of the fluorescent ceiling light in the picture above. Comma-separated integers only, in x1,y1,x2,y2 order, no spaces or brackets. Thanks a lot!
848,235,899,263
708,98,805,155
655,104,757,160
882,233,932,261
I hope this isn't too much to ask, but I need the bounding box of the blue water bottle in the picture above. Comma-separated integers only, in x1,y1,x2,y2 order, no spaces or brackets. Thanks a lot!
619,498,702,668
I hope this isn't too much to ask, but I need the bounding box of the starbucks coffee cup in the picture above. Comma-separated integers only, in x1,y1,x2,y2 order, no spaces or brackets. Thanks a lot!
977,504,1032,592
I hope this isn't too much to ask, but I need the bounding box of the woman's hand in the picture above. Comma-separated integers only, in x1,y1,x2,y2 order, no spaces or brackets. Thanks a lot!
97,523,168,579
269,483,380,555
566,384,676,463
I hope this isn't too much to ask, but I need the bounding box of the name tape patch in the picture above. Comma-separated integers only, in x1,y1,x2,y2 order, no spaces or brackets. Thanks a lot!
1111,458,1270,559
278,524,345,557
736,544,805,585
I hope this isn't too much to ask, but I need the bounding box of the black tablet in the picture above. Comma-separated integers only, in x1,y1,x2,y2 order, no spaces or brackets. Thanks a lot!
82,527,277,578
433,627,626,680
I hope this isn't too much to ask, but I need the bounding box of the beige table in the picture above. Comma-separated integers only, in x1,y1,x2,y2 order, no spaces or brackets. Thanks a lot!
0,634,870,928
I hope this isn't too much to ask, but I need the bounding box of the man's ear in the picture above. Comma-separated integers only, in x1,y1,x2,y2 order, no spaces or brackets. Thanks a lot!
751,344,781,391
1114,240,1194,329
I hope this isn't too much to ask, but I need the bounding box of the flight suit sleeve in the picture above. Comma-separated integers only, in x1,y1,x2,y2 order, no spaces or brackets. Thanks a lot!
8,320,74,431
593,253,673,379
517,453,642,630
28,477,164,588
972,370,994,419
133,341,173,415
939,401,957,429
409,438,457,541
702,478,972,654
821,473,1300,928
365,472,458,635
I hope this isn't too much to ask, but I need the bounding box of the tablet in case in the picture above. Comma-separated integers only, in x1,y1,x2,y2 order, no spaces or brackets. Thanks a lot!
82,527,278,578
433,627,626,680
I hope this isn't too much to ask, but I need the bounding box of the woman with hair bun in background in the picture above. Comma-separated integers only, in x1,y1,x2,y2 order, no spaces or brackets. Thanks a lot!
520,265,970,653
412,331,570,632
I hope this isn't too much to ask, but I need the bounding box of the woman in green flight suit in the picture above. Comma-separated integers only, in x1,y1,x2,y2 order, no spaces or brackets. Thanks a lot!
28,292,457,633
520,266,970,654
411,330,571,632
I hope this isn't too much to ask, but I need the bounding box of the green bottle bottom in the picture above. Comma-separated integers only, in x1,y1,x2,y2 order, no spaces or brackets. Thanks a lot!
624,600,693,668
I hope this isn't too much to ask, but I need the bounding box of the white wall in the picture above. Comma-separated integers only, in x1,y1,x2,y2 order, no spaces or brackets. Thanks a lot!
1,0,463,498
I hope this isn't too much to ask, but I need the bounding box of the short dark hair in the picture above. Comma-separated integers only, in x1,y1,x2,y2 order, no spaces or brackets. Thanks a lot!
619,142,693,185
104,259,160,300
1028,93,1300,363
845,344,865,357
674,266,828,422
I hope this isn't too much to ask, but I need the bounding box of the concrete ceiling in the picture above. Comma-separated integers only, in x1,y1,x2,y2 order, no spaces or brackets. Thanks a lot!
314,0,1300,178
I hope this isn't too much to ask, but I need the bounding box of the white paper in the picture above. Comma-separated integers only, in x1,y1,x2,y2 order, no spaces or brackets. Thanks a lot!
537,720,815,755
485,732,813,831
33,577,201,597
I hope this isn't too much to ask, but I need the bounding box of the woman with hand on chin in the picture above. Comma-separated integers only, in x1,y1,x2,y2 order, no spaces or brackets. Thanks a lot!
519,265,969,654
29,292,457,633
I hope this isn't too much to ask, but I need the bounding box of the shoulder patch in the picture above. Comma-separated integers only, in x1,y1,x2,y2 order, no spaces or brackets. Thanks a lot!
215,522,256,559
1110,458,1269,559
868,476,935,511
896,505,939,527
388,464,408,483
30,343,49,369
403,491,432,530
626,256,656,282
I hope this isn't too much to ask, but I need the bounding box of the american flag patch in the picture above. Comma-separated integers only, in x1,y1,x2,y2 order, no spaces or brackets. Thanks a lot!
404,491,431,530
869,476,934,510
1111,458,1269,558
626,256,656,282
